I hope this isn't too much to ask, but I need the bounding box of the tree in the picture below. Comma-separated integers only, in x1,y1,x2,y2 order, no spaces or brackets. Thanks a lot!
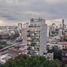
3,54,61,67
47,46,62,60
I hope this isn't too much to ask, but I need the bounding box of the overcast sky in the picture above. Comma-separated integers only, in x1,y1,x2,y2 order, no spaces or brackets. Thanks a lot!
0,0,67,25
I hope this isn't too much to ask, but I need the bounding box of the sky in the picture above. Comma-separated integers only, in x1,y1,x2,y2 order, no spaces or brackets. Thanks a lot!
0,0,67,25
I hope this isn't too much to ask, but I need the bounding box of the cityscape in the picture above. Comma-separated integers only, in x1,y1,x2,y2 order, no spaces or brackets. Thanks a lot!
0,0,67,67
0,18,67,67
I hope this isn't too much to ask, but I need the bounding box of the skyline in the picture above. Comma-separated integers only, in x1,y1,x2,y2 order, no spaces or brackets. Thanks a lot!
0,18,66,26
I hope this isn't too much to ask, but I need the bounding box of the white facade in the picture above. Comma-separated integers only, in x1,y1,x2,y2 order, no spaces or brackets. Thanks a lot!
28,18,47,56
40,19,47,56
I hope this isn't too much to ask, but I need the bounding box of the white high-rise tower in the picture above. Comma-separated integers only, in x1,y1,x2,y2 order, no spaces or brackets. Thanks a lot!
27,18,47,56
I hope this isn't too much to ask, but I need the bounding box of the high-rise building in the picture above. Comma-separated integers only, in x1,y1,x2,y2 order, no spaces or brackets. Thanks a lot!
18,23,23,37
27,18,47,56
22,23,29,46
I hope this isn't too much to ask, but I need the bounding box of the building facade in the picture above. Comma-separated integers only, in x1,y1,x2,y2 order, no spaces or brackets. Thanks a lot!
62,44,67,67
27,18,47,56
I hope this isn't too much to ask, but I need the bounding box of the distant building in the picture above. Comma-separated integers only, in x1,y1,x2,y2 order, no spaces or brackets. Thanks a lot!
22,23,29,46
18,23,23,37
46,19,65,37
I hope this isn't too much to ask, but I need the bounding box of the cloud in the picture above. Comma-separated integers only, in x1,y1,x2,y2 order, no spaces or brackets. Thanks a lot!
44,0,67,5
0,0,67,24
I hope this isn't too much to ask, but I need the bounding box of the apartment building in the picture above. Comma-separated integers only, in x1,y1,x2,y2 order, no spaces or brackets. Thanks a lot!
27,18,47,56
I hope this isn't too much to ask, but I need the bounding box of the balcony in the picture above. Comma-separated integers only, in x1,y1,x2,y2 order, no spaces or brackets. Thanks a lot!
27,37,31,41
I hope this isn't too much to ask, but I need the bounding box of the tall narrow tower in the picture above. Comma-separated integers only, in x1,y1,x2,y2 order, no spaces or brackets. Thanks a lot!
18,23,22,37
62,19,66,35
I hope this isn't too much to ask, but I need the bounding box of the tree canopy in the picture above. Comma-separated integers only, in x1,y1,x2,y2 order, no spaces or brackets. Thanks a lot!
3,54,61,67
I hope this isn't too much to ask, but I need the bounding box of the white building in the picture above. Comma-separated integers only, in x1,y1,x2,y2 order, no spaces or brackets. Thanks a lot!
40,19,47,56
27,18,47,56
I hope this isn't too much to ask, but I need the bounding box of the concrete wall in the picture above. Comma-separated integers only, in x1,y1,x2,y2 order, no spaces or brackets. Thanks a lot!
40,19,47,56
